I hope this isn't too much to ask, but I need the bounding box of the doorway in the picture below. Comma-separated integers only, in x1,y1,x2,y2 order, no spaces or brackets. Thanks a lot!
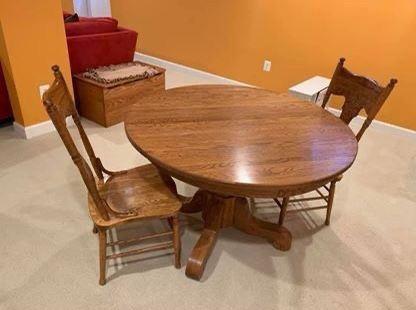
73,0,112,17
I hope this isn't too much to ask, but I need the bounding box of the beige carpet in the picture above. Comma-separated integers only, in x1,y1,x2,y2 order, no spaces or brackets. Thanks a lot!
0,65,415,309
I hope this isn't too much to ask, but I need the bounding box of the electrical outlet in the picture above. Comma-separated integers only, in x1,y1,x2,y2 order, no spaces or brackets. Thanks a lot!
263,60,272,72
39,84,50,99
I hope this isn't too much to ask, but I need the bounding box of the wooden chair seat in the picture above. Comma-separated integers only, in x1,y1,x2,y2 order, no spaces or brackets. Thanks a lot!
90,164,181,228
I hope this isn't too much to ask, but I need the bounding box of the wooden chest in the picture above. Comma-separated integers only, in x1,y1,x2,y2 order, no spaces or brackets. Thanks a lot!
73,63,165,127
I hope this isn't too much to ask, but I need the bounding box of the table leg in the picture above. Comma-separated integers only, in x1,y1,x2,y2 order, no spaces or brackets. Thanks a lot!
185,228,219,280
181,190,205,214
233,198,292,251
182,190,292,281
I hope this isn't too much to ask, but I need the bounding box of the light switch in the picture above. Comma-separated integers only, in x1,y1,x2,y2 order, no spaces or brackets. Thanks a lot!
263,60,272,72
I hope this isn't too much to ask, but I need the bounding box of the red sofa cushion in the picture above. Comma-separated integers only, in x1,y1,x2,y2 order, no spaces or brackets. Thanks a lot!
62,12,138,74
78,16,118,25
65,18,118,37
66,28,138,74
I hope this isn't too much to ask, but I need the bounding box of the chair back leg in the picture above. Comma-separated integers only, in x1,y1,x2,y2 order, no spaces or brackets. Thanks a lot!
325,181,337,225
98,229,107,285
172,215,181,268
278,197,290,226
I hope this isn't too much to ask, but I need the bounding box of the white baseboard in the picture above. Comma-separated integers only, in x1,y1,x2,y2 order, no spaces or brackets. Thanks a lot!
134,52,251,87
14,120,55,139
16,53,414,139
135,51,415,139
328,108,416,139
14,117,74,139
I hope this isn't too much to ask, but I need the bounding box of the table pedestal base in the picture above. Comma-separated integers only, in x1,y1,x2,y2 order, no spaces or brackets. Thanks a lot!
182,190,292,281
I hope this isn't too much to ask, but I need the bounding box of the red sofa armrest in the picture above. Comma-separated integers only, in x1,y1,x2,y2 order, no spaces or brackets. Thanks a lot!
0,65,13,121
66,28,138,74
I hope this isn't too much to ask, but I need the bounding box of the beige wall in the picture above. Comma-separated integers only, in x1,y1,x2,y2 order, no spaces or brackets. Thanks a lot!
112,0,416,131
0,0,72,126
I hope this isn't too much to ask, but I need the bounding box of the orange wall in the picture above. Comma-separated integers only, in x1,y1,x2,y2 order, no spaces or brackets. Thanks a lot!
61,0,74,13
112,0,416,131
0,0,72,126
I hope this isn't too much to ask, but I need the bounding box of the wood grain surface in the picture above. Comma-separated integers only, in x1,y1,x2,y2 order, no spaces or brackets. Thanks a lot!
125,85,358,198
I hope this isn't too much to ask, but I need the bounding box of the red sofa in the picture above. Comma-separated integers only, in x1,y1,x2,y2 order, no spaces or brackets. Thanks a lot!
63,13,138,74
0,64,13,122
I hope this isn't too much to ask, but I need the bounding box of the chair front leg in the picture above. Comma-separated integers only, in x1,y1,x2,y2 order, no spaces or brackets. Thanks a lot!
325,180,337,225
98,228,107,285
172,214,181,268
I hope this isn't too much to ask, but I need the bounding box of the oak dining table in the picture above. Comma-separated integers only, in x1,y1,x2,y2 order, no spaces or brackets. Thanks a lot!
125,84,358,281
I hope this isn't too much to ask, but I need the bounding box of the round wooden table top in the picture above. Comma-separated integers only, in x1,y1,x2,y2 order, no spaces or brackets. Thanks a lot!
125,85,358,197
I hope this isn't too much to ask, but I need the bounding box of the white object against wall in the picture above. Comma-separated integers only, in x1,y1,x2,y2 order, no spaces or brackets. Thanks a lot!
288,76,331,104
72,0,112,17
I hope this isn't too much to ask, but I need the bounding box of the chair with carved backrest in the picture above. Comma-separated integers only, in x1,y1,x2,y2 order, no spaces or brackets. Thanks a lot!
42,65,182,285
273,58,397,226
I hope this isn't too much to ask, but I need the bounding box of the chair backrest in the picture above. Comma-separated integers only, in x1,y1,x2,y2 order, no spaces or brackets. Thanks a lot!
321,58,397,141
42,65,109,221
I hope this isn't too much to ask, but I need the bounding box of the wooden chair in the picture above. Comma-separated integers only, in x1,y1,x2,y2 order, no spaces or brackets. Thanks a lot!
42,65,182,285
273,58,397,226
